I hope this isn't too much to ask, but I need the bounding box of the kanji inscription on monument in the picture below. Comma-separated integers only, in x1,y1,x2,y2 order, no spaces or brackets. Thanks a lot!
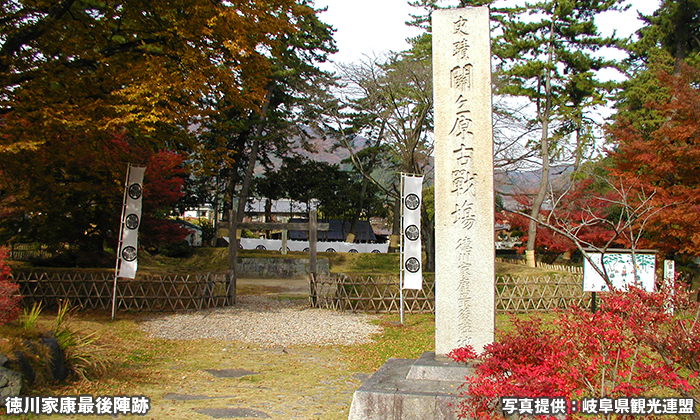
432,6,494,355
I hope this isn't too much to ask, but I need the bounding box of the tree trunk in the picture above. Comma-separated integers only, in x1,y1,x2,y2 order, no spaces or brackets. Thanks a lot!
526,149,550,267
227,86,274,303
346,178,369,242
389,196,401,251
573,110,584,173
264,198,273,238
526,19,555,268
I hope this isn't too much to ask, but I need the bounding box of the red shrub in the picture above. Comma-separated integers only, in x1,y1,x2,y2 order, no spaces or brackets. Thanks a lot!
450,283,699,419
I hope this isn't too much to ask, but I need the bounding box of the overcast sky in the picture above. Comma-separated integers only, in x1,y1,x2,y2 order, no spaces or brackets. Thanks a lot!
313,0,423,66
313,0,663,67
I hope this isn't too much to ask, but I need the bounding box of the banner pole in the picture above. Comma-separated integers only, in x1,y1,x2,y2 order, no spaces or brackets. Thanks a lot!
111,273,118,320
400,173,405,325
112,165,131,319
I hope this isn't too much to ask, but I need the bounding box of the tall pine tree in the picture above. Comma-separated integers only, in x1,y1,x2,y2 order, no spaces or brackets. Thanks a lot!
492,0,626,266
615,0,700,134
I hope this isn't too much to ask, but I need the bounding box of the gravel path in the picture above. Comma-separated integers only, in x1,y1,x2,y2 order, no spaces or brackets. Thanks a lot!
139,295,383,347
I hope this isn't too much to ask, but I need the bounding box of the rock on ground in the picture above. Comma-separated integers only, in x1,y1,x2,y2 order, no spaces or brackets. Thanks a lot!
0,364,22,407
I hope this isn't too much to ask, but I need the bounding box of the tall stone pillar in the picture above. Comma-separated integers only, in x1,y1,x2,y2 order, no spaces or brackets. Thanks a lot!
347,8,495,418
432,7,494,355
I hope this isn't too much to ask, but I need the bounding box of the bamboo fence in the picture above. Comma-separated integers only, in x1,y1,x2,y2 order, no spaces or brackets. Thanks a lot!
11,270,589,314
11,270,232,312
310,274,435,313
495,257,584,274
310,273,589,314
7,243,54,261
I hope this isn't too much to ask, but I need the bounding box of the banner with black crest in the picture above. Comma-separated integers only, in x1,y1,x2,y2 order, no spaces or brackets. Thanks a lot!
116,165,146,279
401,174,424,290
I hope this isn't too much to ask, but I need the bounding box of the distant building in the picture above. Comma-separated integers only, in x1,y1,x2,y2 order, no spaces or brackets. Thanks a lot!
288,219,381,243
182,203,216,222
495,211,522,250
242,198,315,223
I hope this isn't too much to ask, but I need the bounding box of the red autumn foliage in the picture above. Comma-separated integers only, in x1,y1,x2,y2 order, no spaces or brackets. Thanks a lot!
448,345,479,363
138,150,188,250
0,128,188,258
608,63,700,255
450,283,700,420
0,247,20,325
509,179,624,261
508,196,578,259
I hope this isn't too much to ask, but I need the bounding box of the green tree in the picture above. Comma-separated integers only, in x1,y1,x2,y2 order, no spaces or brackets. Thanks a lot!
631,0,700,71
252,170,287,226
188,2,337,275
404,1,623,267
271,156,374,222
251,156,385,242
492,0,626,266
615,0,700,134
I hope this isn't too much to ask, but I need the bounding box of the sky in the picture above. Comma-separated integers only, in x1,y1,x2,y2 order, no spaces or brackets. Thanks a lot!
312,0,423,66
312,0,663,68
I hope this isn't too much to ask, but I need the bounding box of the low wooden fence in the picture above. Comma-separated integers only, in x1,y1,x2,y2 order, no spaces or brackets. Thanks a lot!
310,273,588,314
537,262,584,274
11,270,232,312
496,275,589,312
11,270,588,314
309,274,435,313
495,257,584,275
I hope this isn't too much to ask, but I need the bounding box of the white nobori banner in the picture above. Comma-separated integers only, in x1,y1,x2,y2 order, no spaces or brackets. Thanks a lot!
116,165,146,279
401,174,424,290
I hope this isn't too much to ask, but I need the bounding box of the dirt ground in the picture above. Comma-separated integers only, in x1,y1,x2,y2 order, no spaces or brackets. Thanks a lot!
6,278,376,420
131,277,367,420
236,277,310,296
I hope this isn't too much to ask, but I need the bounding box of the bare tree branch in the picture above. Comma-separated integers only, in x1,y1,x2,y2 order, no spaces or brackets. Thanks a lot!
509,173,679,289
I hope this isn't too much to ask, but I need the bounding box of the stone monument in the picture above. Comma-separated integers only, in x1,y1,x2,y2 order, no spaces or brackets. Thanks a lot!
433,6,495,356
347,6,495,419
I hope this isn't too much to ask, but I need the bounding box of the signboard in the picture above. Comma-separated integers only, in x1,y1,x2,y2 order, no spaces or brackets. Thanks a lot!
401,174,424,290
583,251,656,292
664,260,675,286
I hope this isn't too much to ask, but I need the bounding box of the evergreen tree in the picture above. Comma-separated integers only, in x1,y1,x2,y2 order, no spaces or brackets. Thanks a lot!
404,0,626,265
615,0,700,134
632,0,700,70
189,1,337,221
188,2,337,280
492,0,626,266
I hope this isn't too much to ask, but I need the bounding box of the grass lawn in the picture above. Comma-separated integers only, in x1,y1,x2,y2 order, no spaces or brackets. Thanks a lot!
2,250,577,419
137,247,401,275
1,290,535,420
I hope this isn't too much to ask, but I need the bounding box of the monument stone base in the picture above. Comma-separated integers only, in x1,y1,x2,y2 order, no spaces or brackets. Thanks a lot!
347,352,474,420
